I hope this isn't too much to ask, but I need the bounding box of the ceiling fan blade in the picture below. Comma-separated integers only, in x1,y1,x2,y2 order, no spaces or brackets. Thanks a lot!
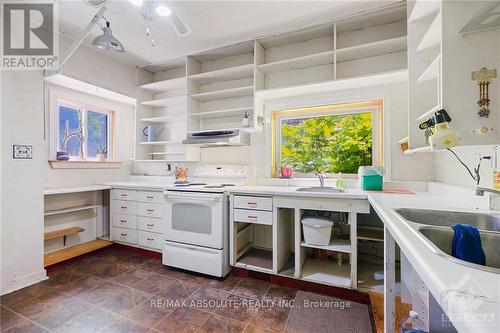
169,11,190,35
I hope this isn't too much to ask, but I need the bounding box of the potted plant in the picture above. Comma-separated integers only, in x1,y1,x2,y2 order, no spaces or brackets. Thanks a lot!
96,147,107,161
279,156,296,178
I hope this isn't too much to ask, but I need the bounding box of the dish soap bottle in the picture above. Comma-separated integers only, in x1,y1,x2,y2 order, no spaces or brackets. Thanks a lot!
336,172,345,189
242,112,250,128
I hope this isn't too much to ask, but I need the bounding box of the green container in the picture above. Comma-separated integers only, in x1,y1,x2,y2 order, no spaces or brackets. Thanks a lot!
362,174,383,191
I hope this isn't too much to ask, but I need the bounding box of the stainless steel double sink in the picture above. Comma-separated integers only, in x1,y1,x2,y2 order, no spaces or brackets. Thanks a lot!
394,208,500,273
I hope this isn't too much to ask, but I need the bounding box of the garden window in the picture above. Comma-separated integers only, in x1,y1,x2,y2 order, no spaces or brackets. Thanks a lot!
271,100,383,178
52,98,114,161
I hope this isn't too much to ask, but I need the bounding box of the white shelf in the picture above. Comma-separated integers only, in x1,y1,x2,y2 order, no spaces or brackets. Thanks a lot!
139,141,182,145
189,107,253,119
300,239,351,253
336,36,407,62
417,55,440,83
301,259,351,288
416,105,441,122
44,205,98,216
190,85,253,102
139,77,186,92
403,145,432,155
417,12,441,53
141,95,186,107
147,151,186,155
409,0,440,22
397,136,409,144
258,50,335,74
188,64,254,84
139,115,187,123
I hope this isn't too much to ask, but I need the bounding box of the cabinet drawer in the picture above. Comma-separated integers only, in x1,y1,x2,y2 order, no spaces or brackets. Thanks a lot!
137,202,165,219
138,231,163,250
233,208,273,225
113,200,137,215
138,216,163,233
137,191,165,204
163,241,224,277
113,227,137,244
112,214,138,229
113,189,137,201
234,196,273,211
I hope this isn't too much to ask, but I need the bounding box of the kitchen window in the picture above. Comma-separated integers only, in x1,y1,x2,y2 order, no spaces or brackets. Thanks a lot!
51,97,115,161
271,100,383,178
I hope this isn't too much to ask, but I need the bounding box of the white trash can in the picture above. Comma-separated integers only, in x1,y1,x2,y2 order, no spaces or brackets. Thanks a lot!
301,216,333,246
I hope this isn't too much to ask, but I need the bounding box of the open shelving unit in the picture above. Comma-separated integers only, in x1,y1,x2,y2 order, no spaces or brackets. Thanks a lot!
186,41,258,133
406,0,442,152
135,58,200,162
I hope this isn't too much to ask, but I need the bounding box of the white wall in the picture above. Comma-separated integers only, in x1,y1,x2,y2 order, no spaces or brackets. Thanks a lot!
44,84,135,187
135,81,436,182
1,71,46,295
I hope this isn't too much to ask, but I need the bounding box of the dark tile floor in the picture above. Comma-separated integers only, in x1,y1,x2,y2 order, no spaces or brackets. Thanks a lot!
0,247,372,333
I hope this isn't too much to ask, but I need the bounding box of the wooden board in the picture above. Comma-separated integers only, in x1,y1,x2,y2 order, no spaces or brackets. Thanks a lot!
44,239,113,267
370,292,412,333
44,227,84,241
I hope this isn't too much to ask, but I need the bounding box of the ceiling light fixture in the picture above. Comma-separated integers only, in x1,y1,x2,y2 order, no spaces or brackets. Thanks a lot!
129,0,143,6
156,4,171,17
92,20,125,53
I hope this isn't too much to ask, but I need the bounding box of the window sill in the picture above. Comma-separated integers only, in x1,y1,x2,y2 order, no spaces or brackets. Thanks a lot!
49,160,122,169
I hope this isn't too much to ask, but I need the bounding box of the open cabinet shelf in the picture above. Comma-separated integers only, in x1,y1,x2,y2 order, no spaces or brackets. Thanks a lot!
139,115,187,123
141,96,186,107
189,107,253,119
258,50,335,74
336,36,407,62
300,238,351,253
187,64,254,84
301,256,351,288
190,85,254,102
139,77,186,92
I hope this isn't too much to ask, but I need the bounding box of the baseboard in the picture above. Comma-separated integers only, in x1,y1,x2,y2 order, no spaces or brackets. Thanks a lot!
0,269,47,296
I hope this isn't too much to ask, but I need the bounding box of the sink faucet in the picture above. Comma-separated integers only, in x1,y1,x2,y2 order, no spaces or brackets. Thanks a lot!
315,173,326,187
475,187,500,196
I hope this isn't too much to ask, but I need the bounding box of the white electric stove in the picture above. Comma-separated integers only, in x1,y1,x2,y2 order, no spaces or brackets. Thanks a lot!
162,165,248,277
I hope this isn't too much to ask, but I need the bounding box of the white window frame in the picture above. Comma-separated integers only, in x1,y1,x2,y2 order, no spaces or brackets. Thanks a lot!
271,101,383,178
48,88,115,161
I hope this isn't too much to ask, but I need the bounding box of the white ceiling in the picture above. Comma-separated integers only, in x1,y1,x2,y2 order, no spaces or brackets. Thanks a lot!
58,0,399,70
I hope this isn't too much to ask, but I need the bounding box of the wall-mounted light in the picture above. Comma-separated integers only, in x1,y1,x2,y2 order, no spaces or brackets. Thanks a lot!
156,4,171,17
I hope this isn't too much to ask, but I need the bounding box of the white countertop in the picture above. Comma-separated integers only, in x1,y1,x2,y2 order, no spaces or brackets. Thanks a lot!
98,181,171,190
44,184,111,195
368,191,500,333
228,185,368,199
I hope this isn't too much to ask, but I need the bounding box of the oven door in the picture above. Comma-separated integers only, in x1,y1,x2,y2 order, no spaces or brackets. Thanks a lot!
164,191,225,249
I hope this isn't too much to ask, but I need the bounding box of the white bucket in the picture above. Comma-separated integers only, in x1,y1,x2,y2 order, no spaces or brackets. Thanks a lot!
301,216,333,246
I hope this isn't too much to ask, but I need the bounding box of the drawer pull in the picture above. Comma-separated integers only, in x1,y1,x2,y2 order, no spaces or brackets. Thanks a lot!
248,215,257,219
146,224,155,227
120,220,127,223
146,196,154,199
120,194,127,197
120,233,128,236
121,206,127,209
146,209,155,212
247,202,257,205
146,238,154,241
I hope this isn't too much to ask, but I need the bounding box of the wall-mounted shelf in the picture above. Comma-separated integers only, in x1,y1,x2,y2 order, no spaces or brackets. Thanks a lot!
147,151,186,155
44,204,98,216
190,86,254,102
139,115,187,123
408,0,440,22
141,96,186,107
403,145,433,155
336,36,407,62
416,105,440,122
189,107,253,119
139,77,186,92
187,64,254,84
138,140,182,145
44,239,113,267
416,12,441,53
258,51,335,74
417,55,440,83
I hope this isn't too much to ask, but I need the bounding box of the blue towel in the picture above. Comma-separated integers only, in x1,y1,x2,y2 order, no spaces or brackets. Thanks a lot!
451,224,486,266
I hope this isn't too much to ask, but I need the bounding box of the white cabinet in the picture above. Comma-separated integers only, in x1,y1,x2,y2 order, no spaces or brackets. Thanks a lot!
111,189,165,252
233,195,273,211
233,208,273,225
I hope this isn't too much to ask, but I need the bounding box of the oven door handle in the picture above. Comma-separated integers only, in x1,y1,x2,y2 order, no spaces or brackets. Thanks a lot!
163,192,222,202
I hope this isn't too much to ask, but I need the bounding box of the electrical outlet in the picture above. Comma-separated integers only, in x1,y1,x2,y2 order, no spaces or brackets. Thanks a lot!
13,145,33,159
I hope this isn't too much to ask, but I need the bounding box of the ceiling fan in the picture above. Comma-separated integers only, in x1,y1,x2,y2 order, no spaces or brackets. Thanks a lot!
86,0,189,36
